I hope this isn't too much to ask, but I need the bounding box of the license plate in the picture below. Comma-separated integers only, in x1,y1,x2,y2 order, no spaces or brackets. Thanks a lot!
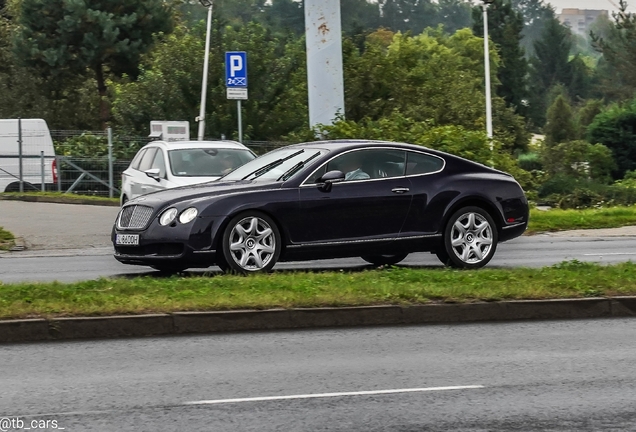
116,234,140,246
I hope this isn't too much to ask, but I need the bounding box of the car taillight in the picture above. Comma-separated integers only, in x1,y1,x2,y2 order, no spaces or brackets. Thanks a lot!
52,159,58,183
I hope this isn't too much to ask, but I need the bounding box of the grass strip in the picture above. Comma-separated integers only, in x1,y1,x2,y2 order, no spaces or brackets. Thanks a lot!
0,192,119,205
0,226,14,251
527,206,636,233
1,261,636,320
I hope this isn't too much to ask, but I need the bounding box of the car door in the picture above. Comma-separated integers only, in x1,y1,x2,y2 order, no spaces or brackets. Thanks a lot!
294,148,412,244
398,150,447,237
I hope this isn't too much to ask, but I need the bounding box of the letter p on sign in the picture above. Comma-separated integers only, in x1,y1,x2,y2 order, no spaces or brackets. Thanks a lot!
230,55,242,77
225,51,247,87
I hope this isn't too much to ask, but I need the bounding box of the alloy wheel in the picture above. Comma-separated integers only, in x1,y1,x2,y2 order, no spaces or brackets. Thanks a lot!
449,211,494,265
228,216,277,272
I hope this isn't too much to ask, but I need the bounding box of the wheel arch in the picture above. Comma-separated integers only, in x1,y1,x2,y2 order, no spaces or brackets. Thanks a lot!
440,196,504,237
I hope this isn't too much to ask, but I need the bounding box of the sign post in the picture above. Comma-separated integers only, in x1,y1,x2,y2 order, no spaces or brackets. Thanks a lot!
225,51,248,143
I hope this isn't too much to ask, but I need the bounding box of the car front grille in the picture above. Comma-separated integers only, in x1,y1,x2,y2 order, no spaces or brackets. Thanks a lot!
118,205,154,229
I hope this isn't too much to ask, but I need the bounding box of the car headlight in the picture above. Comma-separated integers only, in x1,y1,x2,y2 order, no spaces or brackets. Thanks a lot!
179,207,198,224
159,208,178,226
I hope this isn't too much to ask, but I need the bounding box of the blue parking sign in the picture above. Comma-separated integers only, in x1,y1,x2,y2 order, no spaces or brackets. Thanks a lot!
225,51,248,87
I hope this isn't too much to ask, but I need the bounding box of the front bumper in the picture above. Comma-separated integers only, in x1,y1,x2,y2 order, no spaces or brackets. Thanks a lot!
112,216,219,268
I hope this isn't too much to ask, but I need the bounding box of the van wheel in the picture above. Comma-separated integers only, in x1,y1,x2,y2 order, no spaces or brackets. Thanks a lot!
4,182,34,193
121,195,129,206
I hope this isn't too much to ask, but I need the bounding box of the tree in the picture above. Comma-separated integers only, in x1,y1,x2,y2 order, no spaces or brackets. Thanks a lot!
14,0,174,129
527,17,573,126
587,100,636,179
437,0,471,34
510,0,556,57
112,20,308,141
541,140,614,181
380,0,438,34
261,0,304,36
473,0,529,115
543,95,578,147
592,0,636,100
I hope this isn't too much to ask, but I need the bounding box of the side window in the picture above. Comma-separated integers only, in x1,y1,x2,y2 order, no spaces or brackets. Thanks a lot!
138,148,157,172
406,151,444,176
329,149,406,181
130,149,147,170
151,149,167,178
304,149,407,184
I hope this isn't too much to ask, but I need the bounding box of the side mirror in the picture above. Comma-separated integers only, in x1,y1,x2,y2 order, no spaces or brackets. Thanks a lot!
318,170,345,192
144,168,162,182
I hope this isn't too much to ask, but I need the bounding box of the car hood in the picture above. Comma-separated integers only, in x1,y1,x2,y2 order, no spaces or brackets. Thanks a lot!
126,180,283,208
171,176,222,186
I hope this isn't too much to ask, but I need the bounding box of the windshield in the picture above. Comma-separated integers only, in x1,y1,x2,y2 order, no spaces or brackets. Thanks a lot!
223,148,325,182
168,148,255,177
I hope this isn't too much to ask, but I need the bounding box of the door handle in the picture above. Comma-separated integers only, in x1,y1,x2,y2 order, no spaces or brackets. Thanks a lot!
392,187,409,194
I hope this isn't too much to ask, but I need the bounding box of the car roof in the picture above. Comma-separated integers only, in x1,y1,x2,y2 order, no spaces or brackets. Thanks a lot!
145,140,250,150
287,139,436,153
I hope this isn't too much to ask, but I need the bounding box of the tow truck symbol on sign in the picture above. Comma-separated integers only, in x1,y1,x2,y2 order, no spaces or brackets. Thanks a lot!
225,52,247,87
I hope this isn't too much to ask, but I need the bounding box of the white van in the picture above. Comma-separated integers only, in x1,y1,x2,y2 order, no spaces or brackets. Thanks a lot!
0,119,57,192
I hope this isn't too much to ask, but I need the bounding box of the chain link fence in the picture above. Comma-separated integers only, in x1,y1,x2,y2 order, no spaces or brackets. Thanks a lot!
1,121,289,198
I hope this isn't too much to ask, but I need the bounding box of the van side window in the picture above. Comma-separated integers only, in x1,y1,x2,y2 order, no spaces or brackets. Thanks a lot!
405,151,444,176
138,148,158,172
130,149,147,170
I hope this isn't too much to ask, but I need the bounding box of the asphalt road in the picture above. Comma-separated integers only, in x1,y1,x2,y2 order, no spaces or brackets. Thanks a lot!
1,200,636,283
2,318,636,431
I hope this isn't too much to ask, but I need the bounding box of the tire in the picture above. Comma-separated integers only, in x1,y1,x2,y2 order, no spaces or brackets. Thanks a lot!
121,195,129,206
151,264,188,274
4,182,34,193
221,211,281,274
215,254,230,272
438,206,498,269
361,254,408,266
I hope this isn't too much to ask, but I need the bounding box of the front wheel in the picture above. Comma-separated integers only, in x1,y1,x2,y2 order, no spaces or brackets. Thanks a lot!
438,206,498,269
221,211,281,274
361,254,408,266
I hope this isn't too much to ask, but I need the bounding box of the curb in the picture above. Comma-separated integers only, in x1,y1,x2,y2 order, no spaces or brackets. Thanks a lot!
0,195,119,207
2,297,636,344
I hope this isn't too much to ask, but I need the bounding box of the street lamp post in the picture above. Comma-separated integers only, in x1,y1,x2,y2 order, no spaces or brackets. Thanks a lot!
482,0,494,152
197,0,214,141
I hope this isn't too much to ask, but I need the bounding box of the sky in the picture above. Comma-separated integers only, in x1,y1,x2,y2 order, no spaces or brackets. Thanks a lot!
546,0,636,13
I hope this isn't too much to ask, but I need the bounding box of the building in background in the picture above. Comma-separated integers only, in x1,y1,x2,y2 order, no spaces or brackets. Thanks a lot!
558,8,609,37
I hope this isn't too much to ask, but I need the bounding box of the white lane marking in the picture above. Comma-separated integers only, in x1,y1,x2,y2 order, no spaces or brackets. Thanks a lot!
185,385,485,405
584,253,636,256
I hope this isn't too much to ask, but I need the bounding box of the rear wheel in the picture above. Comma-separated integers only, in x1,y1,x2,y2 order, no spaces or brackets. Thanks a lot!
438,206,498,269
361,254,408,266
222,211,281,274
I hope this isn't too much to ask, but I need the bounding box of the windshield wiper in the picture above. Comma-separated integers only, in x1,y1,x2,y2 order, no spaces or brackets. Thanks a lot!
277,151,322,181
241,149,305,180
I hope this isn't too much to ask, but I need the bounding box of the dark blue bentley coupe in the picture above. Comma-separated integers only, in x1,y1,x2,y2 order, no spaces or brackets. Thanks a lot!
112,140,528,273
